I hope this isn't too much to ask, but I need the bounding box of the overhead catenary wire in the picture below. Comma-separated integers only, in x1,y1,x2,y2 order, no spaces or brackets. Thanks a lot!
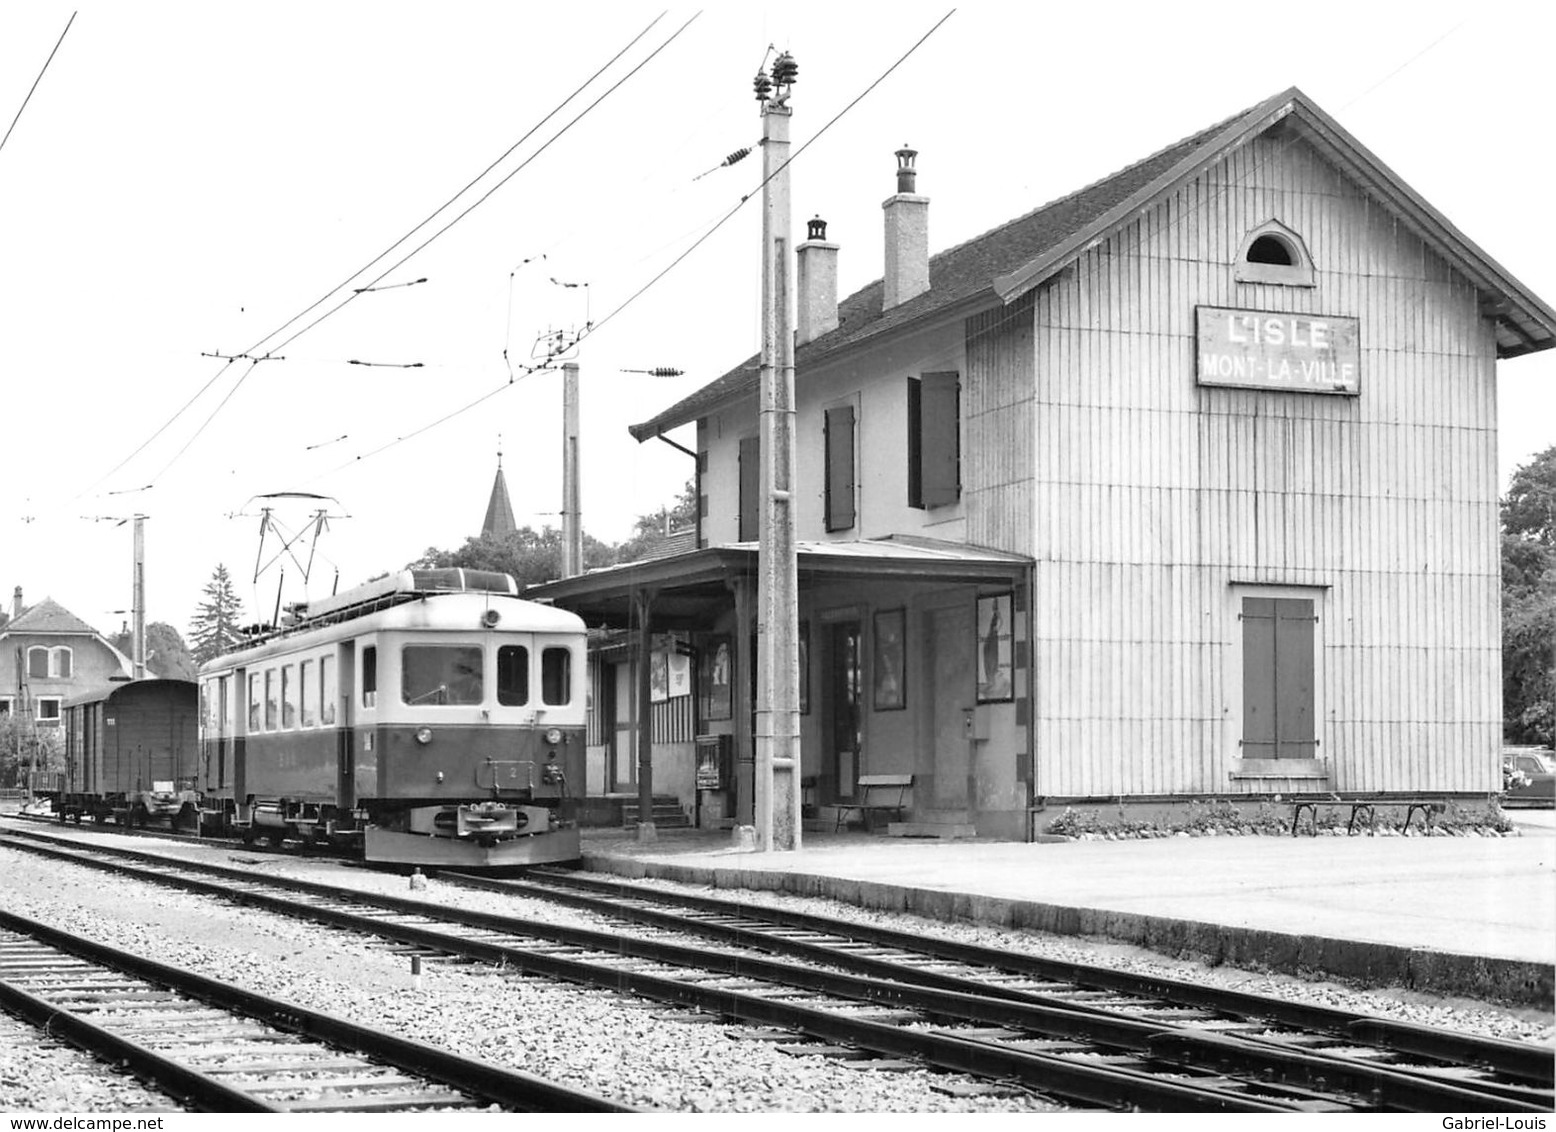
0,11,76,159
287,10,956,488
145,10,702,490
80,9,677,499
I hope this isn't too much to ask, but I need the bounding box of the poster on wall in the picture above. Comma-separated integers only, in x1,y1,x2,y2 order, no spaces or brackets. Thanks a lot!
667,649,691,699
650,648,669,703
700,635,732,721
873,609,906,711
976,592,1013,703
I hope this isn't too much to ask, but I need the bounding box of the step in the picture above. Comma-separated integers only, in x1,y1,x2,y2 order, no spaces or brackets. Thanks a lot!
885,821,977,839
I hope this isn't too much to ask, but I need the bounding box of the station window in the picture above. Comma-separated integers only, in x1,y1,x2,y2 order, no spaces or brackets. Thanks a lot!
497,645,529,706
1241,596,1317,758
36,697,62,724
299,659,314,727
1234,220,1315,286
401,645,483,706
541,646,572,706
0,697,11,715
361,646,377,709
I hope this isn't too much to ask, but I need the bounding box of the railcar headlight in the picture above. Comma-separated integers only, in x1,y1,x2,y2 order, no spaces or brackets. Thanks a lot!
415,727,434,745
545,727,563,746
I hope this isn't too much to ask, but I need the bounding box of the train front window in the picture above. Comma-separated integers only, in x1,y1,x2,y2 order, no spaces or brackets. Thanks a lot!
497,645,529,706
402,646,483,706
541,647,572,705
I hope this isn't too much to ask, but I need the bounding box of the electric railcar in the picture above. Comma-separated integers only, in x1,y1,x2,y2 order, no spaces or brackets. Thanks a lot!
58,679,201,829
195,568,586,867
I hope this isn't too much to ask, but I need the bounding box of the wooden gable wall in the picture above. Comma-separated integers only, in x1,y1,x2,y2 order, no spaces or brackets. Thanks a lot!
1006,132,1499,798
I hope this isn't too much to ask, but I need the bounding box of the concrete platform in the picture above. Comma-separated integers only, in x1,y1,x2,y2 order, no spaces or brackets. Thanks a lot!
580,811,1556,1008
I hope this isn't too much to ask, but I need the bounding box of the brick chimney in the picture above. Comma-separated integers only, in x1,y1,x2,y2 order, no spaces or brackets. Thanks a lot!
12,586,21,621
796,215,839,344
882,145,928,310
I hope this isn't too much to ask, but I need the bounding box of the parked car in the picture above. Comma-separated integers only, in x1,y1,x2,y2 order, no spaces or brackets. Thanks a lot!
1502,747,1556,805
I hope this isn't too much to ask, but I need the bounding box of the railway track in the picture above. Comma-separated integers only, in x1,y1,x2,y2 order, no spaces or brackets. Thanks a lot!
0,907,634,1113
2,826,1549,1113
465,866,1555,1101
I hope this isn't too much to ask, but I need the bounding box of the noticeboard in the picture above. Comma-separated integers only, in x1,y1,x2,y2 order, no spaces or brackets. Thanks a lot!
1196,307,1360,395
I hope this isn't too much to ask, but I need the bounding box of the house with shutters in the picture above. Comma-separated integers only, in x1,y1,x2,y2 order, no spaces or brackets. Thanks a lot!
531,87,1554,838
1,587,134,732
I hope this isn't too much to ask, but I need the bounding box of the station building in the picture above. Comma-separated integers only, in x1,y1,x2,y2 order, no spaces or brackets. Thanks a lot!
532,88,1555,838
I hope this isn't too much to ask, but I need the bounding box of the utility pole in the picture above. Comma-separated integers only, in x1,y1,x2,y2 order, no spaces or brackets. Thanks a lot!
561,362,582,578
131,514,147,680
753,53,802,851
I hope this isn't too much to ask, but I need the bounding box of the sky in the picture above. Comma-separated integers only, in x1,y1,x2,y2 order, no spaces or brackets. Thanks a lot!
2,0,1552,641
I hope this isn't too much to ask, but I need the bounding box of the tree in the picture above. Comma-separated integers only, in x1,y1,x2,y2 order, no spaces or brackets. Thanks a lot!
110,622,197,680
616,479,698,563
188,564,246,665
408,526,616,592
0,714,63,788
1501,446,1556,747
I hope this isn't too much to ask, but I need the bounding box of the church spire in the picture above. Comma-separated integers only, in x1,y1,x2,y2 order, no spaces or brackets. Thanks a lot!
481,439,516,540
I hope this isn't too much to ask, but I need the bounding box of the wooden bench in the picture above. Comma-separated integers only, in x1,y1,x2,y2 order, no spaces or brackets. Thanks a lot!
1288,795,1448,837
834,774,914,832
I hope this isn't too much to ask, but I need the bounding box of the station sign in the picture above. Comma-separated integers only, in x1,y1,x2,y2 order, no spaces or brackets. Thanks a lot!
1196,307,1360,395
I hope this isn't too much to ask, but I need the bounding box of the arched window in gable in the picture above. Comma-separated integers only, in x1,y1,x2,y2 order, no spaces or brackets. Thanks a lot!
1235,220,1315,286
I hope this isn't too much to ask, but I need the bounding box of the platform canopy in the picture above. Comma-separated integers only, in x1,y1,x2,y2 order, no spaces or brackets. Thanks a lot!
525,536,1031,629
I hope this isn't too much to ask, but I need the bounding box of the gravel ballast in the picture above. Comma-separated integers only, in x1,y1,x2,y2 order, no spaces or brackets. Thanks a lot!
0,827,1550,1113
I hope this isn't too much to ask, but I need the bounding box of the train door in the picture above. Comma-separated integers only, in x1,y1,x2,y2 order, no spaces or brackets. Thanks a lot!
332,645,354,807
235,667,251,800
608,660,637,791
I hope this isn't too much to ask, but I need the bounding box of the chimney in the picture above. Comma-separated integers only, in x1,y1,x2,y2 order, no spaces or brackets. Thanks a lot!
882,145,929,309
12,587,21,621
796,215,839,344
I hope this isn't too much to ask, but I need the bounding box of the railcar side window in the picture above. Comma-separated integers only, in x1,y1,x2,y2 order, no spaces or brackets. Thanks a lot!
320,655,337,724
282,664,298,729
248,673,261,731
362,646,377,709
541,647,572,705
264,669,278,731
497,645,529,706
402,646,483,706
299,659,315,727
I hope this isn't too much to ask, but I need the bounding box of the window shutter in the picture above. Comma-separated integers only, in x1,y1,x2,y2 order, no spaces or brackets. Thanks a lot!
920,371,960,507
1274,599,1316,758
824,405,856,532
907,378,923,509
738,436,760,542
28,648,48,680
1240,598,1277,757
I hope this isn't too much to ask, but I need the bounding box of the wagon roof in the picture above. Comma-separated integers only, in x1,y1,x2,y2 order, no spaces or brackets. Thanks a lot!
628,86,1555,443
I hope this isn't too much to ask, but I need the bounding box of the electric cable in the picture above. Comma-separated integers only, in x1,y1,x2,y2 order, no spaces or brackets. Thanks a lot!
80,9,674,498
0,11,76,159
